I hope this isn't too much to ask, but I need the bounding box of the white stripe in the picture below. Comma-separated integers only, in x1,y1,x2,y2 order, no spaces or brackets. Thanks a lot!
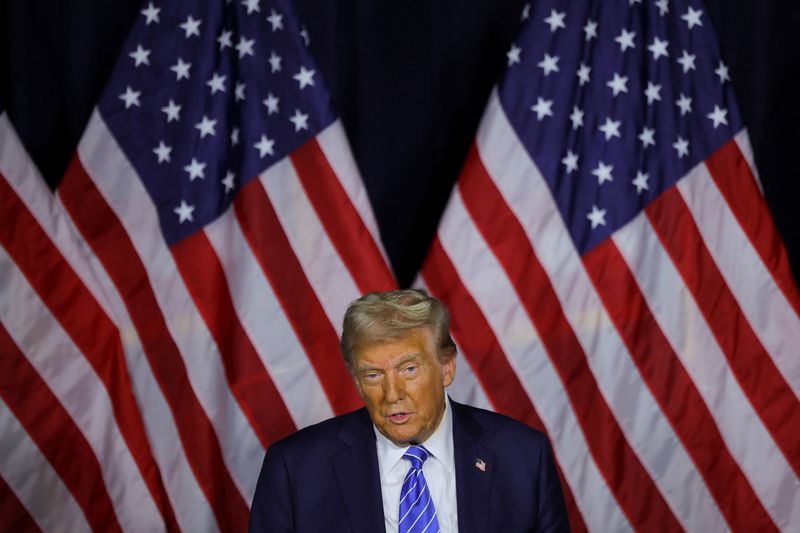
0,113,218,532
261,158,360,337
613,211,800,531
204,206,335,429
0,397,90,533
316,120,391,265
477,90,724,530
78,109,262,500
436,189,631,531
414,277,493,411
733,130,762,193
678,161,800,398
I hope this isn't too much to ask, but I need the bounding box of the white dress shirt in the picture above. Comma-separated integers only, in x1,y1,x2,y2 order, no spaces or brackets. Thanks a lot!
374,397,458,533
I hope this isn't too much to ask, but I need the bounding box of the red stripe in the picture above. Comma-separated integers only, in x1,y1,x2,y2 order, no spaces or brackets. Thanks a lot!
0,321,122,533
291,138,397,292
705,139,800,315
584,238,778,532
172,230,297,445
647,187,800,478
422,238,589,533
460,144,683,532
0,173,179,531
234,177,363,414
59,158,249,532
0,474,42,533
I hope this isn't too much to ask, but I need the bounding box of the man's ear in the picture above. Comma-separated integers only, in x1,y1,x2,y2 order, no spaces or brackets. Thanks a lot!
441,352,457,388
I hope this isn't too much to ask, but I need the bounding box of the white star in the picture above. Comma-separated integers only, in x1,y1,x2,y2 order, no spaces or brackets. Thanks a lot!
222,171,235,193
153,141,172,163
170,58,191,80
161,99,181,122
673,136,690,158
140,2,160,24
638,127,656,148
656,0,669,16
645,82,662,104
180,15,201,38
268,51,282,73
267,9,284,31
207,73,226,94
677,50,696,73
676,93,692,115
289,109,310,131
293,66,315,89
583,19,598,41
218,30,233,50
194,116,217,138
235,82,246,102
530,97,553,120
119,86,141,108
599,117,621,140
255,135,275,158
173,200,195,223
707,105,729,128
576,63,591,85
230,127,240,146
682,6,703,29
715,61,731,83
507,44,522,66
587,205,607,229
607,73,628,96
538,53,560,76
183,158,206,181
242,0,260,14
615,29,636,52
569,106,584,130
521,3,530,21
129,44,151,66
592,162,614,185
632,171,649,194
300,27,310,46
561,150,579,173
544,9,566,32
263,93,280,114
648,37,669,60
236,36,255,58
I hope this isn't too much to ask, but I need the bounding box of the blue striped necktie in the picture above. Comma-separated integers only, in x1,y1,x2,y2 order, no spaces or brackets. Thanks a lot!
399,445,440,533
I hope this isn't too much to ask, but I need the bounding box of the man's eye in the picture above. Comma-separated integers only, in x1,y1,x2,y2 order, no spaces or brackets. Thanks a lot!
404,365,417,374
363,372,380,381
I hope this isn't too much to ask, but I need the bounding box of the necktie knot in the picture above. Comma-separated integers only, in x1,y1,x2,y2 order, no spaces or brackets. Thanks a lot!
403,445,431,471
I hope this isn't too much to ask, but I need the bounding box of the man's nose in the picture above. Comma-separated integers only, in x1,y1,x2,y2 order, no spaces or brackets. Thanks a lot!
383,372,405,403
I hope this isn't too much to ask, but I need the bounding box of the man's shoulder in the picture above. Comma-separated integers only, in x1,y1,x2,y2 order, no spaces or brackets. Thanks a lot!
269,407,372,456
451,400,551,448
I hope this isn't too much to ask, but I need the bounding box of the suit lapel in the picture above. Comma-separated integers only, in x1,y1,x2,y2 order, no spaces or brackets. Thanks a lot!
452,400,494,533
332,409,386,533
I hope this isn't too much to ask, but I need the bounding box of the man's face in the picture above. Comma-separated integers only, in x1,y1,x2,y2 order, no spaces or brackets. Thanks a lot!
352,327,456,446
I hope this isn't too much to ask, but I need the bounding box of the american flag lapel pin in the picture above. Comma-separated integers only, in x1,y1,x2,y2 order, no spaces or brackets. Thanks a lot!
475,458,486,472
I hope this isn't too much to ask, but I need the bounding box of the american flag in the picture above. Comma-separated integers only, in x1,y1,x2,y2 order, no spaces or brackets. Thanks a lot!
0,0,394,530
421,0,800,531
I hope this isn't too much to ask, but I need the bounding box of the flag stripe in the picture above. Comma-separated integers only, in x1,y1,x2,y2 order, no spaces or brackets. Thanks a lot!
646,187,800,478
584,237,775,532
0,475,41,533
234,176,362,414
204,208,336,430
0,320,122,533
457,142,682,532
172,230,297,446
421,238,590,533
0,170,178,532
705,138,800,316
291,137,396,292
0,395,90,533
59,158,249,532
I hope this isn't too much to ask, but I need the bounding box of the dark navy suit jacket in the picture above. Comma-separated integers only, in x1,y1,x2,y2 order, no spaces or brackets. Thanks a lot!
249,399,570,532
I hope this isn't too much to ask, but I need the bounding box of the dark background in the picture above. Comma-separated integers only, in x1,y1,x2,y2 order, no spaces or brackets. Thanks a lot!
2,0,798,288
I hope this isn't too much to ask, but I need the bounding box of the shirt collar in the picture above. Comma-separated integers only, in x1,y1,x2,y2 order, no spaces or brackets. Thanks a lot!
374,395,454,477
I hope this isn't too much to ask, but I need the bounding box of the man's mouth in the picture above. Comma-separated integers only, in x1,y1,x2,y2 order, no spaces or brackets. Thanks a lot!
386,412,412,423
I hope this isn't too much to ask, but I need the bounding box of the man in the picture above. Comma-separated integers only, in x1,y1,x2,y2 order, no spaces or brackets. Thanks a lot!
249,289,570,532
